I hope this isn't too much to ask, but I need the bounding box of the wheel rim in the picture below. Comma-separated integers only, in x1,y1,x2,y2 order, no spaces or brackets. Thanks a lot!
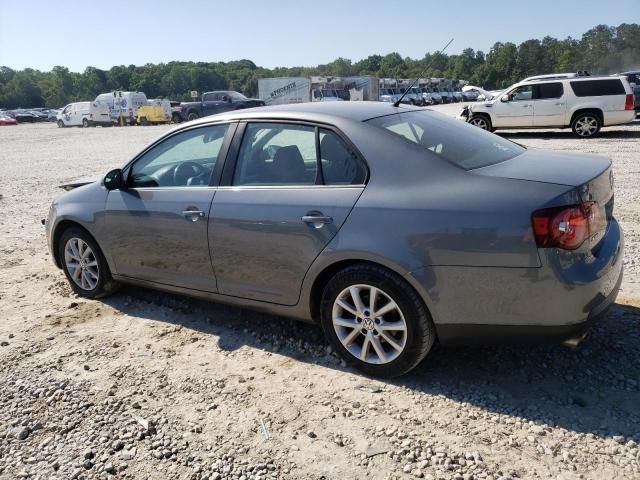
64,238,99,291
332,284,407,365
575,116,598,137
469,117,488,130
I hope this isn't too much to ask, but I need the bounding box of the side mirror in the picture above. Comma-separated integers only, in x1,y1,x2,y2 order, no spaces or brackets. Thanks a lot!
104,168,123,191
500,94,510,103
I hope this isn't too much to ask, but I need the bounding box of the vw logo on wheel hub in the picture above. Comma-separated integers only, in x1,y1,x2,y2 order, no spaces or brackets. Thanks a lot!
363,317,375,330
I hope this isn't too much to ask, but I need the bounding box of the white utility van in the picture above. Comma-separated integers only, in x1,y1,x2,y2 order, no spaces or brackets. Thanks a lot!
56,102,91,128
90,91,148,126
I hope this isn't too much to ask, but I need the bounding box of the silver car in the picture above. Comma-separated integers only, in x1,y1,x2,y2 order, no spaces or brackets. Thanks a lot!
45,102,623,378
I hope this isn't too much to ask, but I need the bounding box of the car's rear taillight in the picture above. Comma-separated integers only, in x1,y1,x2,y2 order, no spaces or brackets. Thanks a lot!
625,94,634,110
532,202,603,250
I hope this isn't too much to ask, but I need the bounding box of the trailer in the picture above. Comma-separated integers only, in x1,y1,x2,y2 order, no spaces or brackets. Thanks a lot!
258,76,379,105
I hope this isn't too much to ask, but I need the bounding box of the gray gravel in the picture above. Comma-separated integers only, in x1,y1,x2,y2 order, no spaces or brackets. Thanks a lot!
0,121,639,479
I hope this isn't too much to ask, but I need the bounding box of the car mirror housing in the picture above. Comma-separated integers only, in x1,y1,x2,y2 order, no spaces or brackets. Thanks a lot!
500,94,510,103
104,169,124,191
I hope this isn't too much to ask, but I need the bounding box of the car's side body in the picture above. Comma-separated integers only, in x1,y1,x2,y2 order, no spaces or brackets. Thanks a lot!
46,103,623,348
57,102,91,127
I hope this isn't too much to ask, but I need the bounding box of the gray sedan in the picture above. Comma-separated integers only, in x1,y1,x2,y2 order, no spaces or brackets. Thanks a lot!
45,102,623,377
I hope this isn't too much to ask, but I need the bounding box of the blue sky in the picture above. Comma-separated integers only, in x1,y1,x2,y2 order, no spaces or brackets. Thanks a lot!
0,0,636,72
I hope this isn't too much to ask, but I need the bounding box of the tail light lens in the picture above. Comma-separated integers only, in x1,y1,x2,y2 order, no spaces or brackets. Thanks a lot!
532,202,603,250
625,94,634,110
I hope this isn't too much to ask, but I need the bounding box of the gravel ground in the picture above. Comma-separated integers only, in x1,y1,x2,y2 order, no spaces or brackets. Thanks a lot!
0,120,638,480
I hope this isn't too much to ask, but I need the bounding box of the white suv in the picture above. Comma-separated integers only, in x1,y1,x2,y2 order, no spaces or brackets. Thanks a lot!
462,74,636,138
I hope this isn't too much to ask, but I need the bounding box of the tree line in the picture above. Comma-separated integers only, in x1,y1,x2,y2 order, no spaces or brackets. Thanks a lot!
1,23,638,109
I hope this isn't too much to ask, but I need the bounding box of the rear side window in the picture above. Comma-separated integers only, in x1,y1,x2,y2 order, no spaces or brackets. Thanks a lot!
570,79,625,97
536,82,563,99
367,110,525,170
319,129,366,185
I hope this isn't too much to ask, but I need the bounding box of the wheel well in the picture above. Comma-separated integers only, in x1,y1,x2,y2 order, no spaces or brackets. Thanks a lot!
308,259,427,324
571,108,603,126
52,220,96,268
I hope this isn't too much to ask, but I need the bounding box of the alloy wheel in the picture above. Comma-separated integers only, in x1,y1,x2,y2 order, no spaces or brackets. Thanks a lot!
469,117,489,130
64,237,100,291
574,116,598,137
332,284,407,364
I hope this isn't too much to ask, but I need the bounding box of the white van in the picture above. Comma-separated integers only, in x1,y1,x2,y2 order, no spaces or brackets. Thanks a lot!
90,91,148,126
56,102,91,128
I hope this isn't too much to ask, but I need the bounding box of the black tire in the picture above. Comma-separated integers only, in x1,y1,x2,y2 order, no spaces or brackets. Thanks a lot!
571,112,601,138
172,113,182,124
320,264,436,378
57,120,65,128
58,227,119,299
187,112,199,121
468,114,493,132
140,117,149,126
82,118,89,128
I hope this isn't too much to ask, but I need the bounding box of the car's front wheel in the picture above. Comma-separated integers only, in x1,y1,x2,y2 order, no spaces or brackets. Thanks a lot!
187,112,199,121
468,114,492,131
320,264,436,378
571,112,601,138
57,120,64,128
58,227,118,299
82,118,89,128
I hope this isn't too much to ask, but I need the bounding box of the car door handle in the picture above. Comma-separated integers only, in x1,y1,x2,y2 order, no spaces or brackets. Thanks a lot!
555,102,565,106
302,214,333,224
181,210,205,221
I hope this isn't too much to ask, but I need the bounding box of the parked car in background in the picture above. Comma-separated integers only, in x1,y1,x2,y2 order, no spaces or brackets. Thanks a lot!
617,71,640,113
45,102,622,378
461,74,636,137
379,88,400,103
14,111,39,123
438,88,452,104
0,114,18,125
180,91,265,121
426,87,442,104
27,110,49,122
170,101,182,123
47,109,61,122
57,102,91,128
452,90,463,102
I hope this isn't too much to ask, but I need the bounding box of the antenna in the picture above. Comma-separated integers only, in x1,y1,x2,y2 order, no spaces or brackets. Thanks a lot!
393,38,454,107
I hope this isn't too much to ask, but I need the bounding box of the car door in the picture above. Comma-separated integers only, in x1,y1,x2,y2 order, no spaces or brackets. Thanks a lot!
532,82,566,126
209,121,367,305
202,93,227,116
492,85,534,127
104,122,235,291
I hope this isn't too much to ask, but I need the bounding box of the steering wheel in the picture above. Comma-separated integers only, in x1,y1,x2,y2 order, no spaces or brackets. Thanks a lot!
173,161,207,186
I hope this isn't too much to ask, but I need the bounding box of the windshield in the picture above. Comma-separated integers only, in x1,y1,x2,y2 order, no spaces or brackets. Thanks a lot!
229,91,248,101
322,89,337,97
366,110,525,170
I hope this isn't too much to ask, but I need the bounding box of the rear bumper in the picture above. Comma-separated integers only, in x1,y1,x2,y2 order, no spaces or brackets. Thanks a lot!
407,218,624,344
603,110,636,126
435,264,622,345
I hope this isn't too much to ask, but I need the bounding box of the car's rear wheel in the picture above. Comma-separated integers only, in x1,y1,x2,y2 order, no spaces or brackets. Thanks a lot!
187,112,199,121
58,227,118,299
57,120,64,128
82,118,89,128
140,117,149,126
469,114,492,131
572,113,601,138
320,264,436,378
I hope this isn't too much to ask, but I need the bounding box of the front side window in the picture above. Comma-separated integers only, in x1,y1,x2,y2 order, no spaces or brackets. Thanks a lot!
367,110,525,170
536,82,564,99
129,124,229,188
509,85,533,101
233,123,317,186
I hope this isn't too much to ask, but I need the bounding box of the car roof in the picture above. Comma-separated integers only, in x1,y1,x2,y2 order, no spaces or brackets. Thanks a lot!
186,101,423,126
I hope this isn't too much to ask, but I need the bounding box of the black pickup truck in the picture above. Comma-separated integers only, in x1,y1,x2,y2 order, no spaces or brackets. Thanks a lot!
180,91,265,121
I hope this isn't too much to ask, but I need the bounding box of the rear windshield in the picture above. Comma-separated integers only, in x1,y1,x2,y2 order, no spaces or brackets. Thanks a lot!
366,110,525,170
570,79,625,97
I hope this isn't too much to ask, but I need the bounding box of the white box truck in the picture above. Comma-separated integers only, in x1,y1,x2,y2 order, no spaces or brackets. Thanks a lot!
259,76,379,105
90,91,148,126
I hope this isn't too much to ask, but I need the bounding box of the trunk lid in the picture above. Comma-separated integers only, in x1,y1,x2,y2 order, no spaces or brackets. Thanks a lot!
471,148,611,187
474,148,614,250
